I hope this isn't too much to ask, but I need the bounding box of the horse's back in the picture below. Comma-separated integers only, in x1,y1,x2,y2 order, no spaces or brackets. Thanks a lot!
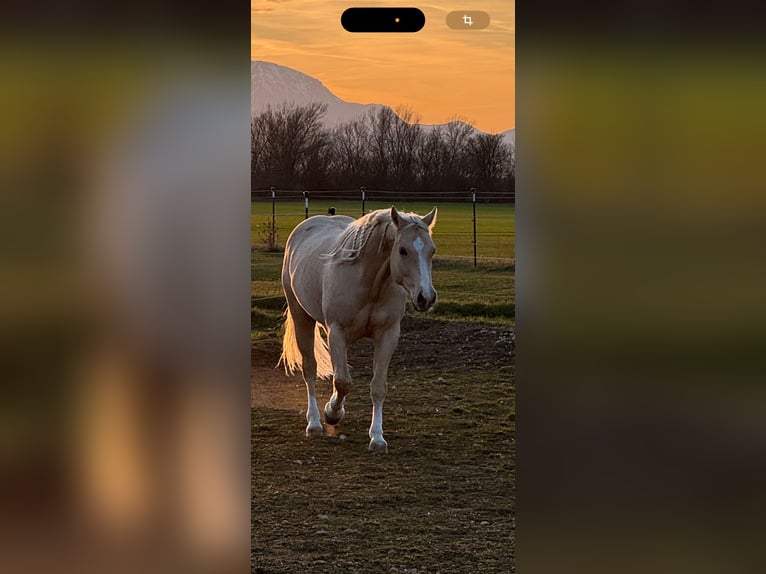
282,215,353,322
285,215,353,262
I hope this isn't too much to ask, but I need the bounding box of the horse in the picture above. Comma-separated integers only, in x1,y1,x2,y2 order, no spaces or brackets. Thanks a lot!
278,206,438,453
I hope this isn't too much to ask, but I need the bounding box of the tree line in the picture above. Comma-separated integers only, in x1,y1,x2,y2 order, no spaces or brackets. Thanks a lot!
251,103,515,194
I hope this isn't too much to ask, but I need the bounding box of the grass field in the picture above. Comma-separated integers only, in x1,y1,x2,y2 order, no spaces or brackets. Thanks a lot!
252,201,515,573
252,200,514,261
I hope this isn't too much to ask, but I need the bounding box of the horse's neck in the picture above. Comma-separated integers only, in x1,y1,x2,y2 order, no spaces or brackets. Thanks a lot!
359,233,394,301
369,255,393,300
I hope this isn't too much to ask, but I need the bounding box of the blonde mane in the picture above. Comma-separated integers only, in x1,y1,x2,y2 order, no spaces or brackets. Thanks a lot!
325,208,429,263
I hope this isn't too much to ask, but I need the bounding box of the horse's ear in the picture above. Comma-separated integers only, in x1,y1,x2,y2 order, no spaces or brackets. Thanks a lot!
421,206,438,229
390,206,404,229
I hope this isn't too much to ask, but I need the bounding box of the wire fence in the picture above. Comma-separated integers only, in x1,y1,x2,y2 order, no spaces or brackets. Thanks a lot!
252,187,514,267
251,187,514,204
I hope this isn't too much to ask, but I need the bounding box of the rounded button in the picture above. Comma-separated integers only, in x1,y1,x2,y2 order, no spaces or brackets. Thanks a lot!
446,11,490,30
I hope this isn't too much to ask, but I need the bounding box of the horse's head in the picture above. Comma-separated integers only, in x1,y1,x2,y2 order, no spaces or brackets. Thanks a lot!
389,206,438,312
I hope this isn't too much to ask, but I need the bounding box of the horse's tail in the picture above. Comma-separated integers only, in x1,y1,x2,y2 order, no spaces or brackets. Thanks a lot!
313,323,334,380
278,308,333,380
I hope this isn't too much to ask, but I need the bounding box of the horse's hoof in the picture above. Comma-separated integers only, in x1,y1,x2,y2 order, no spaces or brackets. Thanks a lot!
368,437,389,454
305,423,323,438
324,405,345,425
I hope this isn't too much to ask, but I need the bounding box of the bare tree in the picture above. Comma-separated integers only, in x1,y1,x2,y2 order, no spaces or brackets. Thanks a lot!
251,102,329,189
441,117,476,190
467,133,509,191
331,118,371,184
386,106,423,189
417,126,445,189
366,106,396,188
251,115,269,178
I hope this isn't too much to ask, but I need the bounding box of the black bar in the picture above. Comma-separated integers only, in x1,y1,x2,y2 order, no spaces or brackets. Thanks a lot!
341,8,425,33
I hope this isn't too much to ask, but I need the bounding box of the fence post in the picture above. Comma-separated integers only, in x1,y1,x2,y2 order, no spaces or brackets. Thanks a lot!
303,191,309,219
270,187,276,246
361,186,366,215
471,187,477,268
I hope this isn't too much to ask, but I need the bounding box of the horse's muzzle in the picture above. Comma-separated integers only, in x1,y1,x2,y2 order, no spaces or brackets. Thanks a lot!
414,290,437,312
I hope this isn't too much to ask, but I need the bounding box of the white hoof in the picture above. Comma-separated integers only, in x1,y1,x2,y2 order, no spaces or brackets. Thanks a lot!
368,437,389,454
324,403,345,425
305,422,323,438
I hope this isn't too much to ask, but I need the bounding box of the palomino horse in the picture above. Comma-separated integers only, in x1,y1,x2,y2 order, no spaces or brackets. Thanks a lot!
278,206,437,453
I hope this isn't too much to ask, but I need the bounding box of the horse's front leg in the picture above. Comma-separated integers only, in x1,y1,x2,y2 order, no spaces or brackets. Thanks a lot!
325,325,351,425
369,325,400,454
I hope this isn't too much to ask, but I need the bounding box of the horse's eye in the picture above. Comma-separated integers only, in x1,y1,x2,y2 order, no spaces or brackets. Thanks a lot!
399,247,408,256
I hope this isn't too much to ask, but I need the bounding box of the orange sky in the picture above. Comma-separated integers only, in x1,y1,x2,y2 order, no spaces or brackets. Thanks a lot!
251,1,515,133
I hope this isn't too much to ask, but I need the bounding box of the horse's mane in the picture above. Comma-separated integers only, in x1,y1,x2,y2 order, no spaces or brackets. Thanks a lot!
324,208,428,263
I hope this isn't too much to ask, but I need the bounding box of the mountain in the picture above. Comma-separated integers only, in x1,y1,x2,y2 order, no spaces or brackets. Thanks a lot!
251,61,514,147
251,61,386,127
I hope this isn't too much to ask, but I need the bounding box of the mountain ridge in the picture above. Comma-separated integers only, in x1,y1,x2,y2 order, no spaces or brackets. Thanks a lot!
251,61,514,146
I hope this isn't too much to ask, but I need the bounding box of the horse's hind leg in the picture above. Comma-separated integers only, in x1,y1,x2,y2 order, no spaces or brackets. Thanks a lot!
289,303,323,437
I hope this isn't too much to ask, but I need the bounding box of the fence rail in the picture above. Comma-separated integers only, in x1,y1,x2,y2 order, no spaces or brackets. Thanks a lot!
251,187,514,204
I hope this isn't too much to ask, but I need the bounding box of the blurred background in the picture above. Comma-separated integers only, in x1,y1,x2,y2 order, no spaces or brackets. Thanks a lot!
0,2,250,573
517,3,766,573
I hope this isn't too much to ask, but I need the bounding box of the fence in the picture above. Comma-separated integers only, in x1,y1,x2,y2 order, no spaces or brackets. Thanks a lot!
252,188,514,268
250,187,514,205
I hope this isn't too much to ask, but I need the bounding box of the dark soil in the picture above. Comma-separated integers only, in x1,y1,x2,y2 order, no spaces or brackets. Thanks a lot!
252,316,515,574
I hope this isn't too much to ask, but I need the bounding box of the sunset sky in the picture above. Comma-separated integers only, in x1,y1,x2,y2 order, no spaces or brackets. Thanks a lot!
251,1,515,133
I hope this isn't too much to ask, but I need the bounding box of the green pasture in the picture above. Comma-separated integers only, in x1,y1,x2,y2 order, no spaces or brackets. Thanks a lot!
251,201,515,334
252,200,514,261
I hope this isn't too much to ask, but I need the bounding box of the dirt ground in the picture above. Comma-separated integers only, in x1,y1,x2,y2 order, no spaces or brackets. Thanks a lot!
252,316,515,573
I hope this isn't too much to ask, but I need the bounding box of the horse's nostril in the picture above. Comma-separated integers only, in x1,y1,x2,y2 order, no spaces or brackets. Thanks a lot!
417,293,426,307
